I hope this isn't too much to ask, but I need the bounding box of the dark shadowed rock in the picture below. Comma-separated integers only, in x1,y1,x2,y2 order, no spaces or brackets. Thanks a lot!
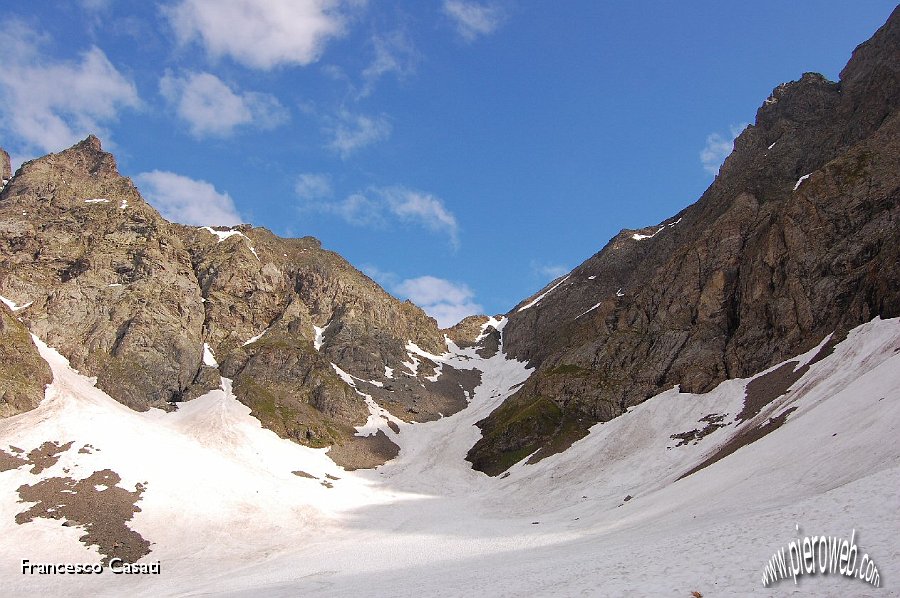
468,7,900,474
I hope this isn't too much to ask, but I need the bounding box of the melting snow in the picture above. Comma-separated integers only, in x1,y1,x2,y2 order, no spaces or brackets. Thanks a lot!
631,227,664,241
0,295,31,311
201,227,259,262
384,366,394,379
2,316,899,596
576,302,602,319
312,325,326,351
330,363,356,387
793,173,811,191
202,343,218,367
517,276,570,312
201,227,246,242
242,328,269,347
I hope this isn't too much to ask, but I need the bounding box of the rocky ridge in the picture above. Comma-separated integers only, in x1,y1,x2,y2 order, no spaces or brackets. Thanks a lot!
0,138,484,467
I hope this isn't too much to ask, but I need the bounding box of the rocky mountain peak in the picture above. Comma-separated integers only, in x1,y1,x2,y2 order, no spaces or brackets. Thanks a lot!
0,135,486,468
468,9,900,474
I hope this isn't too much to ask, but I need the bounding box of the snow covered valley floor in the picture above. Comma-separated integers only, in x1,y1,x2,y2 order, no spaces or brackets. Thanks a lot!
1,318,899,597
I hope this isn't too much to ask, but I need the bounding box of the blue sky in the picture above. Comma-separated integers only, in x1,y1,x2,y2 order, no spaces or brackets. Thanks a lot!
1,1,896,326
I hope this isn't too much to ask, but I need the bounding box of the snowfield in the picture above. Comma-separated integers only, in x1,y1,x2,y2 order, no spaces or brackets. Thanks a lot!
1,318,899,597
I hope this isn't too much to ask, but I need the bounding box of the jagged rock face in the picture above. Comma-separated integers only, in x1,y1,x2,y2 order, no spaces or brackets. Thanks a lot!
444,315,490,346
0,304,52,418
469,7,900,475
0,137,207,411
0,137,460,466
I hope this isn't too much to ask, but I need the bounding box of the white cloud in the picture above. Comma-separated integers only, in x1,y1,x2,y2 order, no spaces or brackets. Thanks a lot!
295,173,333,200
297,185,460,247
165,0,351,70
443,1,506,41
394,276,483,328
378,187,459,248
134,170,243,226
326,110,392,157
700,123,748,175
324,193,386,227
160,71,288,138
0,25,139,154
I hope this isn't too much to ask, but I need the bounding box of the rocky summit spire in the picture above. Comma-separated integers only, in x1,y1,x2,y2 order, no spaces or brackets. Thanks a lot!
0,147,10,182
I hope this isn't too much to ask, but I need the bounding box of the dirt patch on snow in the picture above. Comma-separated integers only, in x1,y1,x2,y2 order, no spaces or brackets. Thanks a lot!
677,337,842,481
16,469,150,565
0,441,73,473
670,414,728,447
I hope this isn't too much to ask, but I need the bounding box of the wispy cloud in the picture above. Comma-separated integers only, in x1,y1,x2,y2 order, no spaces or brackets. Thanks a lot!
359,29,419,98
295,173,333,200
700,123,748,175
443,1,506,42
160,71,288,138
134,170,243,226
378,186,460,248
325,109,392,157
298,185,460,247
0,24,139,155
362,267,482,327
165,0,354,70
531,261,570,281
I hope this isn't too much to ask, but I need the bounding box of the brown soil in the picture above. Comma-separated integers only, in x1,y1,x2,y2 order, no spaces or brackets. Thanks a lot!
16,469,151,565
0,446,27,471
27,441,74,474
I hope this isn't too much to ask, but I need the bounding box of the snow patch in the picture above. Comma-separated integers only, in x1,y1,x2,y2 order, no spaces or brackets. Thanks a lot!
312,325,326,351
632,227,664,241
517,276,570,312
0,295,31,311
202,343,218,367
83,198,110,204
793,173,811,191
576,302,602,319
200,227,259,262
384,366,394,379
242,328,269,347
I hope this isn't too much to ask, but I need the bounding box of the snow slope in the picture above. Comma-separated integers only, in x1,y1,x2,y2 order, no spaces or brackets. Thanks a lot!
1,319,899,597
